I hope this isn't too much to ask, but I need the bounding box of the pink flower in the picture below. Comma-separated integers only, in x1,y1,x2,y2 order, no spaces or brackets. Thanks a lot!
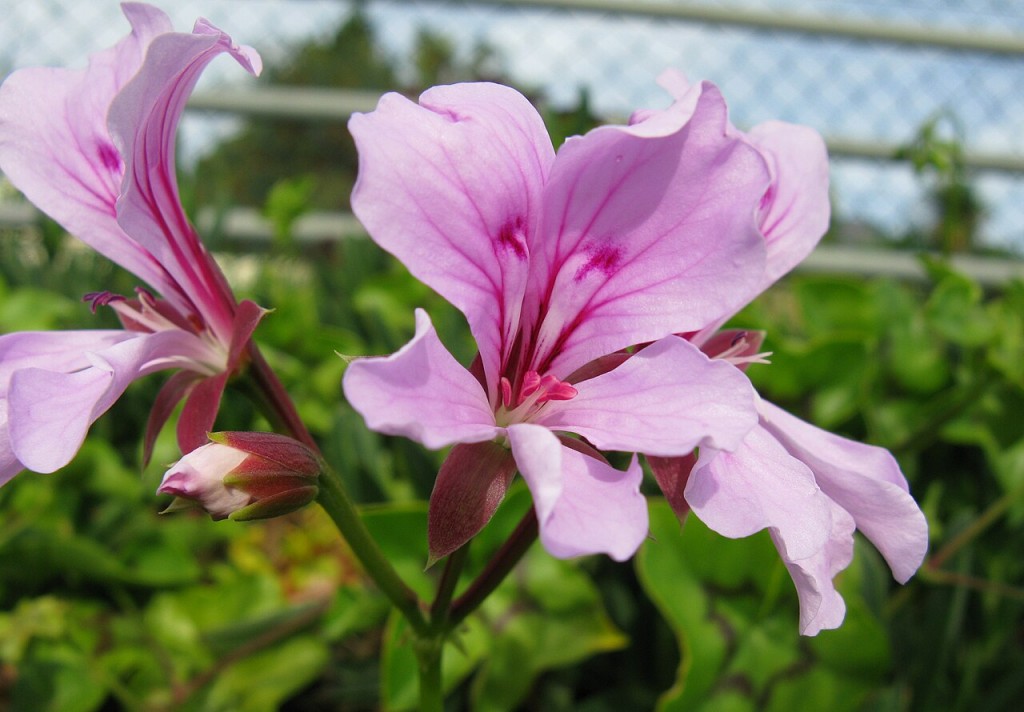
643,71,928,635
158,431,321,521
342,80,773,562
0,3,264,485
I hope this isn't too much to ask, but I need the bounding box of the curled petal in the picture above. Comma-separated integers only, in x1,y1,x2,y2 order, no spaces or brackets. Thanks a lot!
757,400,928,582
746,121,831,289
0,4,180,301
1,400,22,486
686,426,833,563
110,17,261,341
775,500,855,636
509,423,648,561
525,81,769,377
7,329,208,473
349,83,553,398
539,336,757,456
342,309,498,449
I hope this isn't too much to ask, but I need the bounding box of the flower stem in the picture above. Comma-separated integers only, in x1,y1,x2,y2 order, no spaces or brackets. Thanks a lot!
929,477,1024,570
430,544,469,629
242,343,429,636
245,344,319,451
414,637,444,712
316,460,429,636
447,508,538,630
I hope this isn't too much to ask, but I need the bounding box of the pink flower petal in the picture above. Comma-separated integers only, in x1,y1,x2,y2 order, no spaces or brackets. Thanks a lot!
523,82,769,377
428,441,518,563
0,330,136,389
0,400,22,486
6,329,206,473
757,400,928,582
342,309,499,449
745,121,831,289
178,372,229,454
774,500,855,635
509,423,648,561
144,369,202,466
686,425,833,562
538,336,757,455
0,4,181,303
109,17,261,342
349,83,554,398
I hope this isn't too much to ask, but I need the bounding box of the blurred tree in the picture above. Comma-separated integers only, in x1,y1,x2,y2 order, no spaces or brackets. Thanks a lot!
191,9,525,214
898,113,984,254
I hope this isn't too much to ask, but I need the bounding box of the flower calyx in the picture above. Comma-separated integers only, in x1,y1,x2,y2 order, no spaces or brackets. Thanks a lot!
157,431,321,521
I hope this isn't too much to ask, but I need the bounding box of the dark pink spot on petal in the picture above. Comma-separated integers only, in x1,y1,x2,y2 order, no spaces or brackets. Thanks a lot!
574,244,623,282
496,217,528,259
97,141,123,174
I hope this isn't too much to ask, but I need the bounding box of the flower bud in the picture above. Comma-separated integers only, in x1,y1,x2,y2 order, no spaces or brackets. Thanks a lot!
157,432,321,521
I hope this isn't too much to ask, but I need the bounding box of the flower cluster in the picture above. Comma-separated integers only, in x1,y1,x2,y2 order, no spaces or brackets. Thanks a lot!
0,3,264,485
342,71,927,633
0,2,927,637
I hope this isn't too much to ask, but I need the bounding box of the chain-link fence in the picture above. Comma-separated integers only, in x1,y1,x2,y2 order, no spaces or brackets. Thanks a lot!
3,0,1023,252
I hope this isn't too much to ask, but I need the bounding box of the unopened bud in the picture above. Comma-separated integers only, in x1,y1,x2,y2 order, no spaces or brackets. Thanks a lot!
157,432,321,521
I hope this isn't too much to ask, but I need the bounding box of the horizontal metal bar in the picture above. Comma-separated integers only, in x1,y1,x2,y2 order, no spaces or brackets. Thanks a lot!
444,0,1024,55
185,87,1024,174
796,244,1024,286
188,86,381,120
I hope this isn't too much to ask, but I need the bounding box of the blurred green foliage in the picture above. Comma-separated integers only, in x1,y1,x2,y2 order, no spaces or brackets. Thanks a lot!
5,189,1024,709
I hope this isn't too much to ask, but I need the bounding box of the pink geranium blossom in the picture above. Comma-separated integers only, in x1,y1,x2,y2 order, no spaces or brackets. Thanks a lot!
343,80,773,562
0,3,263,485
643,71,928,635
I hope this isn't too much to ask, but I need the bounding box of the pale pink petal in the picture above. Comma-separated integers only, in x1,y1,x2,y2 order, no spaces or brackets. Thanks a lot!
774,500,855,635
6,329,208,473
342,309,499,449
0,5,181,302
539,336,757,455
0,330,136,390
523,82,769,377
686,426,833,562
0,400,22,486
109,18,261,342
745,121,831,289
349,83,554,399
757,400,928,582
509,423,648,561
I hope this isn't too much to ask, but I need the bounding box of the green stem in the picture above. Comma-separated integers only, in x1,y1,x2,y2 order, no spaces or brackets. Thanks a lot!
242,343,429,636
245,344,319,451
430,544,469,629
415,638,444,712
317,463,429,636
929,477,1024,570
447,508,538,630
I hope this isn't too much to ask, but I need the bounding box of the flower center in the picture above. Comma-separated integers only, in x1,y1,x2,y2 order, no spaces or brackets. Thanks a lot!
84,288,227,376
495,370,577,426
709,330,772,367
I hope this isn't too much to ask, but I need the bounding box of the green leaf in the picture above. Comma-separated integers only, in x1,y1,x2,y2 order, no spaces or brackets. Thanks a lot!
471,549,627,711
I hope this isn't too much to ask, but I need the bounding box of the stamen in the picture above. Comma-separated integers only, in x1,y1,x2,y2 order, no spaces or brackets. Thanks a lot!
520,371,542,398
500,377,513,408
534,375,577,403
83,291,125,313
